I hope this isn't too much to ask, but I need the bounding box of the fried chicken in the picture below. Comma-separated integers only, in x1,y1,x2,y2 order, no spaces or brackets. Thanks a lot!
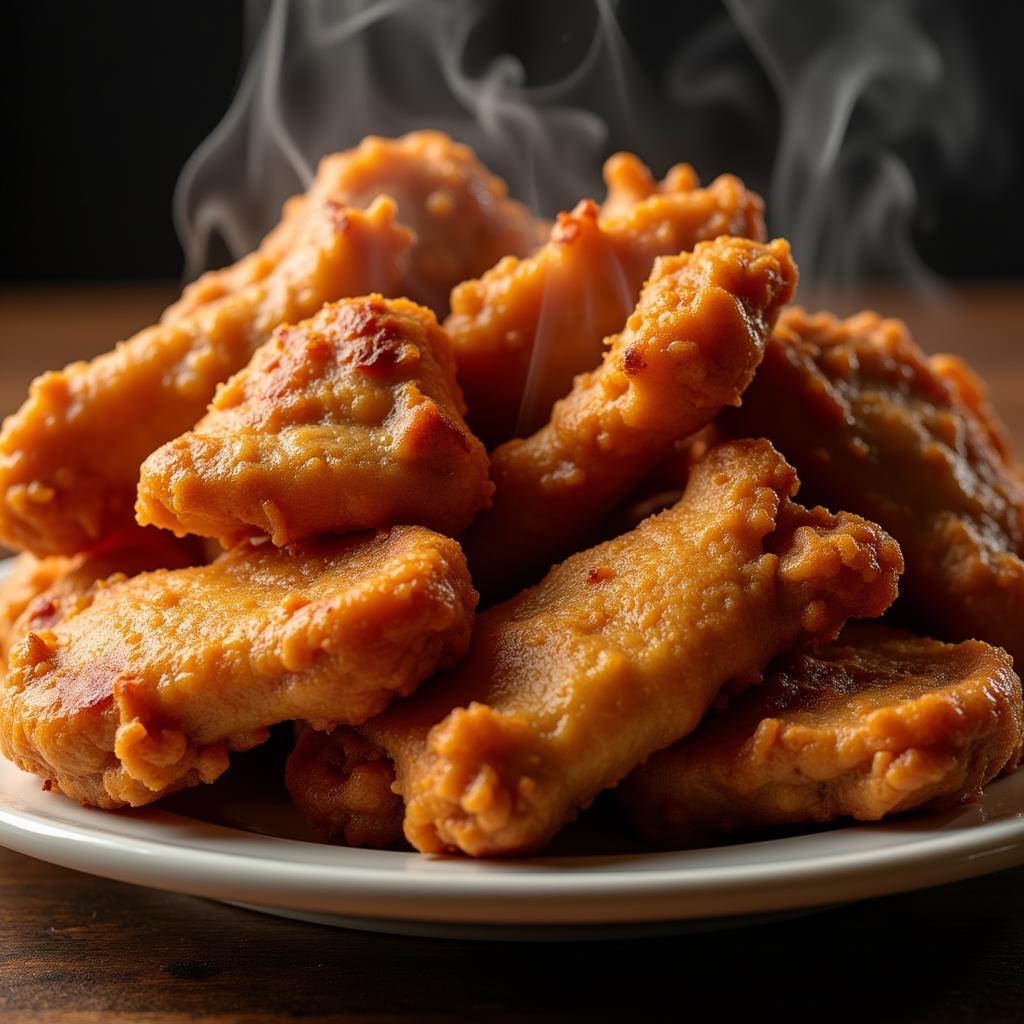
166,131,544,321
290,440,902,856
462,236,797,600
0,197,413,557
0,527,202,664
136,296,492,547
618,626,1023,846
0,526,475,809
448,154,765,446
726,308,1024,663
286,723,406,849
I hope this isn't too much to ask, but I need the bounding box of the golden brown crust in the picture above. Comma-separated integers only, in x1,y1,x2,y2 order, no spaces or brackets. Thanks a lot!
312,440,902,856
599,152,701,220
0,527,202,664
286,724,406,848
726,308,1024,663
463,236,797,600
0,526,476,809
448,155,766,446
0,198,414,557
136,296,493,546
165,131,544,322
618,626,1023,845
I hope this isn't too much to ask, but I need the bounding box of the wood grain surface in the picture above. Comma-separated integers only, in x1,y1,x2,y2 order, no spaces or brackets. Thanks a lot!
0,283,1023,1023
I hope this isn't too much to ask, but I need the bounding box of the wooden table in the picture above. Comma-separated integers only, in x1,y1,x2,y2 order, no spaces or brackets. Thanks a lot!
1,283,1023,1023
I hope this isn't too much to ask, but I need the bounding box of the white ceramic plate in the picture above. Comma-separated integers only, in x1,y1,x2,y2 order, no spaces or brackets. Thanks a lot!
3,752,1024,940
3,552,1024,941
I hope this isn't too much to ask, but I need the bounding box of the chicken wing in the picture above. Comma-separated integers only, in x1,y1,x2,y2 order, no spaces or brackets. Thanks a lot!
0,526,475,809
289,440,902,856
0,198,414,557
618,626,1023,846
136,296,492,547
0,527,202,664
166,131,544,321
725,308,1024,663
463,236,797,600
448,155,765,446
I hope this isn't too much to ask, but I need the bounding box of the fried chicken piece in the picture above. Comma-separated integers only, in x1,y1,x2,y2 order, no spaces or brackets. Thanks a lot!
136,296,492,547
448,155,766,446
618,626,1023,846
0,198,414,557
598,152,700,220
286,724,406,848
166,131,544,321
0,526,475,809
725,308,1024,663
0,527,202,664
463,236,797,600
295,440,902,855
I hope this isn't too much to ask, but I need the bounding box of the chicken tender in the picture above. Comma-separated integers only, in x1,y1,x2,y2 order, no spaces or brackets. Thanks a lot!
0,527,202,664
618,626,1023,846
136,296,492,547
0,526,475,809
0,198,414,557
463,236,797,600
166,131,544,321
297,440,902,856
726,308,1024,663
449,155,765,446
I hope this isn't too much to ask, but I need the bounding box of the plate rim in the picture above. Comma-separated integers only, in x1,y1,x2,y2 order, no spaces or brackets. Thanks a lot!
3,758,1024,926
3,553,1024,929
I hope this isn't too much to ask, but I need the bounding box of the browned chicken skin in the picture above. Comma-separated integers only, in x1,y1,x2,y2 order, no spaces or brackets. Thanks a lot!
286,724,406,849
0,526,476,809
0,527,202,665
726,308,1024,664
448,154,766,446
166,130,544,321
288,440,903,856
618,626,1023,846
137,296,492,547
463,235,797,601
0,198,413,557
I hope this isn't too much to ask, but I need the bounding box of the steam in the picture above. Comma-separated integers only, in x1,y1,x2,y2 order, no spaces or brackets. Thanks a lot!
175,0,995,290
726,0,986,290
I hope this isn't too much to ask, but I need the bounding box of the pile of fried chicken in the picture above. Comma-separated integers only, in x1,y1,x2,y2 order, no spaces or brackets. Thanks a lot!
1,131,1021,857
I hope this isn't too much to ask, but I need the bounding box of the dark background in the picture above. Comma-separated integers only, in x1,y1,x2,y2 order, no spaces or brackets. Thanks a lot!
2,0,1022,284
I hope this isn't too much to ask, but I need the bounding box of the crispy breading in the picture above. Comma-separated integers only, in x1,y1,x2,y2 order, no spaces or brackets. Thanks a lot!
286,724,406,849
618,626,1023,846
448,154,765,446
0,527,202,664
137,296,492,547
462,236,797,600
0,198,413,557
294,440,902,855
166,131,544,321
599,152,701,220
726,308,1024,663
0,526,475,809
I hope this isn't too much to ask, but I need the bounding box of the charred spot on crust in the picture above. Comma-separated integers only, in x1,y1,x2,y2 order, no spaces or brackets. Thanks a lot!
25,595,59,630
338,302,420,376
623,346,647,375
587,565,615,585
54,659,120,714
